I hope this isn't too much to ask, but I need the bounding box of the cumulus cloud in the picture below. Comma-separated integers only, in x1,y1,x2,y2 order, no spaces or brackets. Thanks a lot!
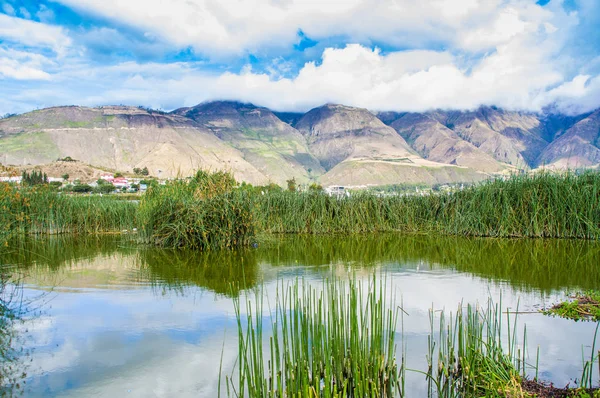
54,0,553,56
0,13,71,55
0,0,599,115
3,42,599,115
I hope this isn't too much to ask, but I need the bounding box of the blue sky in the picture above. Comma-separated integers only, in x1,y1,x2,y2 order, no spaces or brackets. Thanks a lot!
0,0,599,115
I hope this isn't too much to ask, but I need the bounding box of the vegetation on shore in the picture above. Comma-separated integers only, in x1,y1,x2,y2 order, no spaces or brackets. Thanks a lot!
429,300,600,397
226,276,403,397
256,171,600,238
2,169,600,249
543,291,600,322
138,170,255,250
0,183,136,241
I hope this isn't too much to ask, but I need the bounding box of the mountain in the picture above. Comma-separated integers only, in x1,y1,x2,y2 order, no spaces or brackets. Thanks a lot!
427,107,548,168
0,106,269,184
295,104,486,186
389,113,508,173
173,101,324,185
538,110,600,169
1,102,599,188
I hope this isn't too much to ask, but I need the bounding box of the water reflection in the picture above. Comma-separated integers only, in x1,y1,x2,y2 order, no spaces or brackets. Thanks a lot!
3,234,599,294
1,262,32,396
1,234,599,396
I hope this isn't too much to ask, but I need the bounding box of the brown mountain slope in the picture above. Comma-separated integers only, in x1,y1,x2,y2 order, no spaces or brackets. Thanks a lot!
390,113,508,173
428,107,548,168
537,110,600,169
0,106,269,183
174,101,324,185
295,104,486,186
295,104,417,170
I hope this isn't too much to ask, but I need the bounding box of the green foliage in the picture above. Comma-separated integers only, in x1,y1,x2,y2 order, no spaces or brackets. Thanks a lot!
308,182,323,192
62,173,69,181
0,183,136,235
114,172,123,178
138,170,254,250
71,183,92,193
21,170,48,186
49,181,62,190
256,171,600,238
94,180,115,194
543,291,600,321
58,156,76,162
286,177,297,192
229,275,403,397
133,167,149,176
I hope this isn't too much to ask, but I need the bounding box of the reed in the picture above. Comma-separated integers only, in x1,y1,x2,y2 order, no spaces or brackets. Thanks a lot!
227,276,403,397
138,170,255,250
425,299,531,397
254,171,600,239
4,170,600,248
0,183,137,237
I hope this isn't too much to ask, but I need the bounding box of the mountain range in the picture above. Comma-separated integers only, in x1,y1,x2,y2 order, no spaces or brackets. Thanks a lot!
0,101,598,187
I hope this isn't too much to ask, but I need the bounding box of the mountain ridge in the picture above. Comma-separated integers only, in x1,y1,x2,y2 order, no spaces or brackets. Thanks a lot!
1,101,598,187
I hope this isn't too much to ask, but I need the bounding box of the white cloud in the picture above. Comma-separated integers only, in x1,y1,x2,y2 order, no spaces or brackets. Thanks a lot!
0,47,55,80
0,14,71,54
0,58,51,80
5,42,599,114
1,0,598,114
53,0,553,57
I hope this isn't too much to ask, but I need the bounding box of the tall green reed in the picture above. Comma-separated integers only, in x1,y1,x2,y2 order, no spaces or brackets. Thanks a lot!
227,275,403,397
138,170,255,250
254,171,600,239
0,183,137,237
425,299,532,397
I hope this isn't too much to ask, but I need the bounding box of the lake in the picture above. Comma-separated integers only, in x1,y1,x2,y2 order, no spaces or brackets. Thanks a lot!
1,233,599,397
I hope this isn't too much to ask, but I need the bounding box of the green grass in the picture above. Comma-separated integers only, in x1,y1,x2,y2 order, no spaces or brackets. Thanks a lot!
428,300,600,397
425,299,531,397
226,275,403,397
543,291,600,322
138,170,255,250
4,170,600,249
0,131,59,160
255,171,600,238
1,183,137,239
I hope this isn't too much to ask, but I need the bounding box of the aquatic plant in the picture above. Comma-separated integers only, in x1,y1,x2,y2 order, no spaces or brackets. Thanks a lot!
138,170,255,250
255,171,600,239
543,291,600,322
425,300,531,397
427,300,600,397
1,183,136,236
227,276,404,397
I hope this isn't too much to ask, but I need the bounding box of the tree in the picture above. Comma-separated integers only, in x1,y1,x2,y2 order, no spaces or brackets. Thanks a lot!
21,170,48,186
71,184,92,193
114,172,123,178
141,166,149,176
94,183,115,194
62,173,69,181
286,177,297,192
308,183,323,192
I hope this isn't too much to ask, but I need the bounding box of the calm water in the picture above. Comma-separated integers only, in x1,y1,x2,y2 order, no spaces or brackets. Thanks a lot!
1,234,600,397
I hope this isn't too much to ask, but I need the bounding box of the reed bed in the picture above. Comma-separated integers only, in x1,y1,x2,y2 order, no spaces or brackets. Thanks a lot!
427,300,600,397
255,171,600,239
3,170,600,248
138,170,255,250
426,300,530,397
0,183,137,238
227,276,404,397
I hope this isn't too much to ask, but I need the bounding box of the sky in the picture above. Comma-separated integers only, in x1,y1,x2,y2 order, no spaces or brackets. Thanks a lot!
0,0,599,116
